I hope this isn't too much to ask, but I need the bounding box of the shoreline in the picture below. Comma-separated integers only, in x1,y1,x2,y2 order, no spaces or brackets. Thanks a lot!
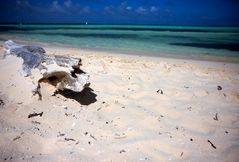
1,37,239,63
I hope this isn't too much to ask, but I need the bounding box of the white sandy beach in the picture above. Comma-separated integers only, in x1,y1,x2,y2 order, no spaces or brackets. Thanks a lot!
0,42,239,162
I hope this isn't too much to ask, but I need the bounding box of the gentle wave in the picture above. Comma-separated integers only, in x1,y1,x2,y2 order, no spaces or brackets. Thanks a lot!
1,24,239,33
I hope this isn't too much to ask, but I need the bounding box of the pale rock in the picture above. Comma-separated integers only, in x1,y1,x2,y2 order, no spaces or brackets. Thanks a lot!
4,40,90,98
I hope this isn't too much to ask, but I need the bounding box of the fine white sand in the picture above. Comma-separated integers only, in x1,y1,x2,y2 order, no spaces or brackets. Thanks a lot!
0,43,239,162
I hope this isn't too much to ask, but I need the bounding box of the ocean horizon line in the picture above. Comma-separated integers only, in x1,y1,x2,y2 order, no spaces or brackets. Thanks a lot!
0,22,239,28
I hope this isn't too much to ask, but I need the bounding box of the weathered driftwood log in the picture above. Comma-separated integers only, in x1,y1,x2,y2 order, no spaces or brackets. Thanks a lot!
4,40,90,99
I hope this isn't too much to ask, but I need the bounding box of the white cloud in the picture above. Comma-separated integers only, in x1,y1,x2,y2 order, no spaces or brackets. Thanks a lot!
16,0,42,12
52,0,63,12
120,1,127,7
64,0,72,8
136,6,147,14
150,6,159,13
16,0,31,7
119,1,127,12
104,6,115,15
126,6,132,11
51,0,90,14
15,0,90,15
82,6,90,14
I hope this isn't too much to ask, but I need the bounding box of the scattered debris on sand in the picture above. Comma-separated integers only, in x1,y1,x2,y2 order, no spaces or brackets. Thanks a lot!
208,140,217,149
28,112,43,118
0,97,5,107
156,89,163,94
217,85,222,91
213,113,219,121
64,138,76,142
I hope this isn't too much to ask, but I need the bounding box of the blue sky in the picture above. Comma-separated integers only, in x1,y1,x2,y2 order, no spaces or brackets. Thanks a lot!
0,0,239,26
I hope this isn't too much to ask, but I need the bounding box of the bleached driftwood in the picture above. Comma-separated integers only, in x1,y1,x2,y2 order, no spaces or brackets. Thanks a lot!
4,40,90,99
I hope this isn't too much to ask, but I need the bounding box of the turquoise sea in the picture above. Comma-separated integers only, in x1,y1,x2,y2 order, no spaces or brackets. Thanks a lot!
0,24,239,59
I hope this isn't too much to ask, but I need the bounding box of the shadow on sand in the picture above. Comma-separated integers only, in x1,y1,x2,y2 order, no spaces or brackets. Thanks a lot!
56,87,97,105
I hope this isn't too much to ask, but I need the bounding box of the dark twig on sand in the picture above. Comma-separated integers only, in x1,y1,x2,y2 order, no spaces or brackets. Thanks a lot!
213,113,218,121
156,89,163,94
0,98,5,107
90,134,97,141
180,152,184,157
120,149,126,154
208,140,216,149
13,136,21,141
64,138,76,141
28,112,43,118
31,121,41,125
217,86,222,91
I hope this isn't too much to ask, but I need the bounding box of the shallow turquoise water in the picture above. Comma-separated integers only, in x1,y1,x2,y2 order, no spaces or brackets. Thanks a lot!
0,24,239,58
